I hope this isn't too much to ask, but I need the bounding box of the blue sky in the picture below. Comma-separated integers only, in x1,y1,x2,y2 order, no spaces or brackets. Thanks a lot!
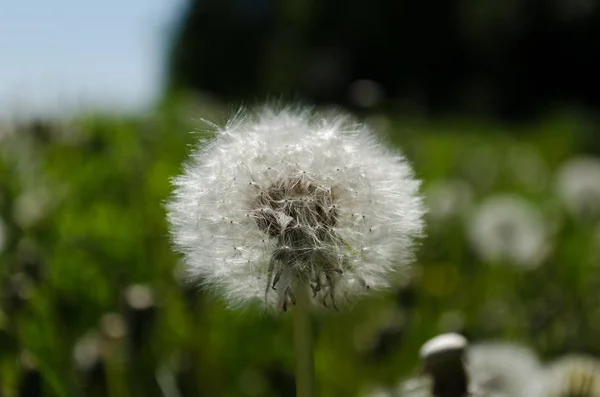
0,0,185,119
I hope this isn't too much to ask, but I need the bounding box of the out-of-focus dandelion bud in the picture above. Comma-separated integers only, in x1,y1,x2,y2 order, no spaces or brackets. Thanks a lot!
419,333,469,397
73,331,102,372
72,330,109,396
124,284,157,354
420,333,468,367
18,351,41,397
100,313,127,340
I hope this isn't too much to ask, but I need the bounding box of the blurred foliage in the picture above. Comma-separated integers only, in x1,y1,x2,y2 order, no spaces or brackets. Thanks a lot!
1,99,600,397
166,0,600,120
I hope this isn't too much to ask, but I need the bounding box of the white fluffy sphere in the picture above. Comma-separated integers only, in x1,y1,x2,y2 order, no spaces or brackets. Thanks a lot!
167,106,425,310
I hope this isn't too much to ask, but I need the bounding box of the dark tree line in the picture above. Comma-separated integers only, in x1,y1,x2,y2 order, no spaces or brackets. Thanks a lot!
166,0,600,120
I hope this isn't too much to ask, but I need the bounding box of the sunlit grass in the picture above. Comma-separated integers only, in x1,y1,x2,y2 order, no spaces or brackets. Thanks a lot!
1,103,599,396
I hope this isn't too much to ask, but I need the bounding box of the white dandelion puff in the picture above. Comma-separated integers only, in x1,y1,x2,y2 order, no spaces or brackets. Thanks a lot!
538,355,600,397
467,342,543,397
166,106,425,310
555,156,600,219
468,194,548,268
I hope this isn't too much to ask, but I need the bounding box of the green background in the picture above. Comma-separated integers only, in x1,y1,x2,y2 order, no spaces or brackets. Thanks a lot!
2,100,599,396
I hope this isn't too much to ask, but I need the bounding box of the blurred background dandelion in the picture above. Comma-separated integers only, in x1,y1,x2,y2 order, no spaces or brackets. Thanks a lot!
2,0,600,396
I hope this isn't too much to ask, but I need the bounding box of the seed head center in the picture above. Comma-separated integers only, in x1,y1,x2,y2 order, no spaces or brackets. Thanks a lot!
251,177,338,240
251,177,345,310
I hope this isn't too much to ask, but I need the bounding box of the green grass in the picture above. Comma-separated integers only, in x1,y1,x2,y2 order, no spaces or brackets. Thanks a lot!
1,103,599,396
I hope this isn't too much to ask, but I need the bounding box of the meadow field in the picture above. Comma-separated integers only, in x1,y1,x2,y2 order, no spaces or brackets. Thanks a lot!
1,101,600,396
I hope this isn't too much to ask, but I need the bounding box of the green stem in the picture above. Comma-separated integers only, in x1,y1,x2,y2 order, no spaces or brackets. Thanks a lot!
293,280,316,397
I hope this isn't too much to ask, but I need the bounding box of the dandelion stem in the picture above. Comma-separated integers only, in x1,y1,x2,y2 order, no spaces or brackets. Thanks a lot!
431,365,469,397
293,280,316,397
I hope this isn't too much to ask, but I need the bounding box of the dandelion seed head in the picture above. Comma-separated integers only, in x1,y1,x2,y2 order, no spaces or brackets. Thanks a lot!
555,156,600,219
167,105,425,310
468,195,548,268
467,342,543,397
539,355,600,397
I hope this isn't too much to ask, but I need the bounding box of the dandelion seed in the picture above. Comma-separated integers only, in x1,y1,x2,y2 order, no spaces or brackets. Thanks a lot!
468,195,548,268
555,156,600,219
166,106,425,310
